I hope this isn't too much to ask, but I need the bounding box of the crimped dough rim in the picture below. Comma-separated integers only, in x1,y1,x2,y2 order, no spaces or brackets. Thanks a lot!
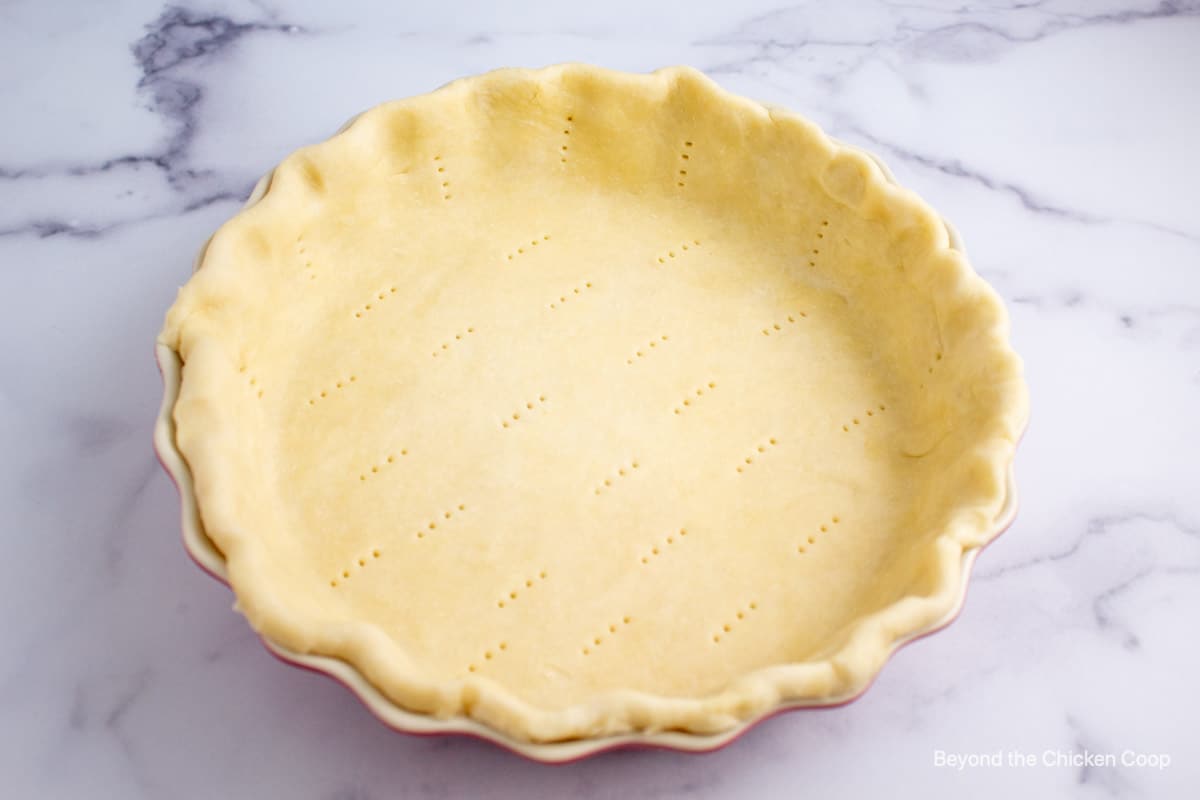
157,65,1029,745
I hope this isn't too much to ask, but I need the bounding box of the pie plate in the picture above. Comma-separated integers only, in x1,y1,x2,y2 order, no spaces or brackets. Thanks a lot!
154,65,1028,761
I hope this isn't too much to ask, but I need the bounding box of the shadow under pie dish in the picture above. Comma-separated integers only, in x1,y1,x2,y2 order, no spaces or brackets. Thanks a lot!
155,64,1028,755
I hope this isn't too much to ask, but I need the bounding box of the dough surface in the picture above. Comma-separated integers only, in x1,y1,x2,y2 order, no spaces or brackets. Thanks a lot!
161,65,1027,742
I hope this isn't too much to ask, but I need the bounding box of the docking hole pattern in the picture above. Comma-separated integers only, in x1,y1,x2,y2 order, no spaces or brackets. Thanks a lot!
797,515,841,554
467,639,510,674
357,450,407,482
639,528,689,565
353,286,397,319
712,601,758,644
655,239,702,266
676,140,694,186
293,155,884,675
434,155,451,200
673,381,717,415
296,234,316,281
237,364,264,400
329,546,383,588
761,311,807,336
548,281,593,310
507,234,551,261
924,351,945,382
808,220,829,267
501,395,547,428
841,404,887,433
414,503,467,540
432,326,476,358
735,437,778,473
627,334,669,365
560,115,573,163
593,459,640,495
581,616,633,656
496,570,549,609
308,373,357,406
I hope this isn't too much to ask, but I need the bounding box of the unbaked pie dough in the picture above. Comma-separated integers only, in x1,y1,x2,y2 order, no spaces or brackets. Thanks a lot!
160,65,1028,743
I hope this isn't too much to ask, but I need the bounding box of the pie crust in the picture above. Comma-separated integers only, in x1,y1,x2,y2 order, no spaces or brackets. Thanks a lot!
158,65,1028,744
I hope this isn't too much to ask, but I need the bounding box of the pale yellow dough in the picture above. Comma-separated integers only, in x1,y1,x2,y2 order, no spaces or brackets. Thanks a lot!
160,65,1027,743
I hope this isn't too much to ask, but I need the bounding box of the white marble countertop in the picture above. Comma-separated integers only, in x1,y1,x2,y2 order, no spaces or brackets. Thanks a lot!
2,1,1197,797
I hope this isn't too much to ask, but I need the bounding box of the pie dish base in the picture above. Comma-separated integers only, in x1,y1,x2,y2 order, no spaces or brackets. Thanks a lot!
156,352,1016,761
154,92,1027,755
